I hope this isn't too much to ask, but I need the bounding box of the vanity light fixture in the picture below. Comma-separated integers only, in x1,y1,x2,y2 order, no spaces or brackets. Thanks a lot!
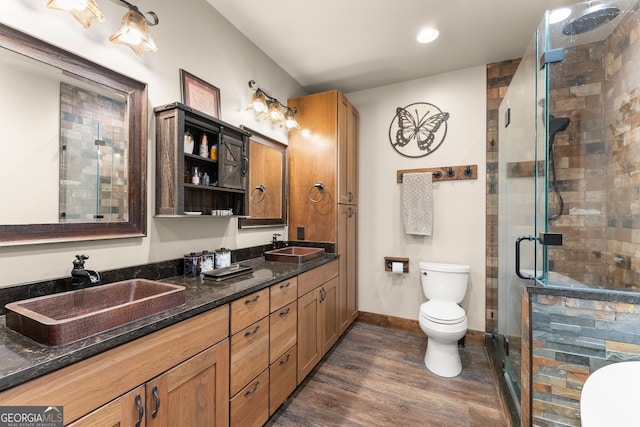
45,0,159,54
45,0,105,28
247,80,300,129
109,0,159,55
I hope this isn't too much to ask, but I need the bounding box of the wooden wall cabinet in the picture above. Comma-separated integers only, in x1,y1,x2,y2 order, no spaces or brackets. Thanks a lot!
154,102,249,216
288,90,359,336
296,260,340,383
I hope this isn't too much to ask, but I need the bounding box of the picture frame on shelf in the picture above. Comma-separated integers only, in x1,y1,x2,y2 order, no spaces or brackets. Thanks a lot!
180,69,221,119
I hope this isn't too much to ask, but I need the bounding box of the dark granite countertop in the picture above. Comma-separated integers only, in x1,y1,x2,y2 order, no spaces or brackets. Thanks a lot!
0,254,338,392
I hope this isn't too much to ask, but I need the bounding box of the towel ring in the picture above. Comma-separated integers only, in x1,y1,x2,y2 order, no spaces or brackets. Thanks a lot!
251,185,266,203
308,182,327,203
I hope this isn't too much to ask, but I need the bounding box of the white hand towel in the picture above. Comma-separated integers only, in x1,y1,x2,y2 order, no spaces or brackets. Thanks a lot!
402,172,433,236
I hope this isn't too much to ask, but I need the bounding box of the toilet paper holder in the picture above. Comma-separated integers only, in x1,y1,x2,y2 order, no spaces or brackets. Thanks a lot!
384,257,409,273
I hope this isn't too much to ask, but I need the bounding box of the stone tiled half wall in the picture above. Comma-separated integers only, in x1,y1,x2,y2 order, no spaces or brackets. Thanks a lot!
530,290,640,426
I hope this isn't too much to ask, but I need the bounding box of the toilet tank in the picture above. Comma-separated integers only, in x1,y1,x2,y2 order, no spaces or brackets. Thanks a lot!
419,262,470,303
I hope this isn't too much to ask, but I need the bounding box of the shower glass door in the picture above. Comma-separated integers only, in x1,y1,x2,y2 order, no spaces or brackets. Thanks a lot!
497,26,543,413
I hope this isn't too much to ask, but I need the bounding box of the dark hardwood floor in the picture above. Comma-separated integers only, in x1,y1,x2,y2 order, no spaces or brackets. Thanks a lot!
267,321,508,427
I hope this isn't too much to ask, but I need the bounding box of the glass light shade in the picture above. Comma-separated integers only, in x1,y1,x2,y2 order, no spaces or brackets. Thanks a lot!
109,10,158,55
283,109,300,129
46,0,104,29
247,91,268,114
267,101,285,124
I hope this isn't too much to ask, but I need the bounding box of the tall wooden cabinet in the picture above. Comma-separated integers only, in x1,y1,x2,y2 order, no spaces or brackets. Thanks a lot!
288,90,359,335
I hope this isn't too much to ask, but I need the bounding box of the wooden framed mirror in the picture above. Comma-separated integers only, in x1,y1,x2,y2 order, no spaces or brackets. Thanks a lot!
0,23,147,246
238,127,287,228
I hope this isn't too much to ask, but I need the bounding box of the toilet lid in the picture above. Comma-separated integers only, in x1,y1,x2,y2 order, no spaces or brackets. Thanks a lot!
421,300,466,324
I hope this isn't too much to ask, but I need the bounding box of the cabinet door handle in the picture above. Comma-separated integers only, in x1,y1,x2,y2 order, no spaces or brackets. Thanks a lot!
279,353,290,365
244,325,260,336
151,385,160,419
348,207,353,218
348,191,353,202
279,281,291,289
279,307,291,317
245,294,260,304
244,380,260,396
319,288,326,303
242,155,248,176
134,394,144,427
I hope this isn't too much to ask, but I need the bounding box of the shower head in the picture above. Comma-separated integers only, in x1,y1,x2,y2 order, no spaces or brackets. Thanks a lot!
562,3,621,35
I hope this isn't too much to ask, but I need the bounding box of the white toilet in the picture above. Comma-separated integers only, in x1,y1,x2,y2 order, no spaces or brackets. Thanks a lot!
418,261,469,377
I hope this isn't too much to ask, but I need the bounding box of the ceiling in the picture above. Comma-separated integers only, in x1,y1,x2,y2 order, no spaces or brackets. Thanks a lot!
206,0,579,94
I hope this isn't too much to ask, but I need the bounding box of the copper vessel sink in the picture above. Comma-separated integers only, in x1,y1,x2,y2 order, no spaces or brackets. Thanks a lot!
264,246,325,263
5,279,185,346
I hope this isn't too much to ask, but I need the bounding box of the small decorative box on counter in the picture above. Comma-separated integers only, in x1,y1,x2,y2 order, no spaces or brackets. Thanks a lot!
214,248,231,269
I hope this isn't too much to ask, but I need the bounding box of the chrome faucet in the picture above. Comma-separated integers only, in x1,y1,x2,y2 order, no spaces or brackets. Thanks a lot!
71,254,101,287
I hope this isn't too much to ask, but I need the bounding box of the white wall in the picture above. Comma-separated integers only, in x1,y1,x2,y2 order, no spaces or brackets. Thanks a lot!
0,0,302,287
347,66,487,332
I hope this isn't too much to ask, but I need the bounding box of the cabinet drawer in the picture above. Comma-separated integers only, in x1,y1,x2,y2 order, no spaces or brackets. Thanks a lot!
230,369,269,427
269,301,297,364
270,276,297,312
230,288,269,335
230,317,269,396
269,346,297,416
298,260,339,296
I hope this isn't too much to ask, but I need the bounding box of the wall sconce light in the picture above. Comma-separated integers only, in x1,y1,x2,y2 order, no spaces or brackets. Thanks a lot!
45,0,105,28
247,80,300,129
45,0,159,55
109,0,159,55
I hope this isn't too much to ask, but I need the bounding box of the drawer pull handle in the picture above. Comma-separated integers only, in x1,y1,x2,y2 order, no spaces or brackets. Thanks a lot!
134,394,144,427
244,325,260,336
152,385,160,418
279,307,291,317
245,294,260,304
280,282,291,289
279,354,290,365
244,381,260,396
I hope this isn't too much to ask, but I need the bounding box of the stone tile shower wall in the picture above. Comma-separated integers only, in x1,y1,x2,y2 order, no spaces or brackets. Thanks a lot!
59,82,128,222
530,290,640,426
547,9,640,290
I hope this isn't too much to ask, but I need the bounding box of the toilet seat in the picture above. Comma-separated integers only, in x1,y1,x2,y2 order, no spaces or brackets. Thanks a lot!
420,300,466,324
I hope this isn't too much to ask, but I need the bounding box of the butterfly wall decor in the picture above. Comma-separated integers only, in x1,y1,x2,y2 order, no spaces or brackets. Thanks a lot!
388,102,450,157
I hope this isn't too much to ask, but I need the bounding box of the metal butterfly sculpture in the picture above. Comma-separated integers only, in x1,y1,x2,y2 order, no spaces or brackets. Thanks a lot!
389,103,450,157
394,106,449,151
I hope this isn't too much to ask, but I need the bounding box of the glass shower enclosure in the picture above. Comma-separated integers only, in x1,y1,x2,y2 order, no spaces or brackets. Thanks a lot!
496,0,640,418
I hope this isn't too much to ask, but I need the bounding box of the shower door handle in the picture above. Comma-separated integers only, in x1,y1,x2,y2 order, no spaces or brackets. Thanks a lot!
515,235,536,280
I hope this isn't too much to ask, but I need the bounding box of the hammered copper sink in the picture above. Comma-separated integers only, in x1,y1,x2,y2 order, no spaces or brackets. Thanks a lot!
264,246,325,263
5,279,186,346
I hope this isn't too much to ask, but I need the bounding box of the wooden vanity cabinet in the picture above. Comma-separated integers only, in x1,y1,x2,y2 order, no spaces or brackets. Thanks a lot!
154,102,250,217
68,386,145,427
229,289,270,427
297,260,339,383
268,277,298,415
70,341,230,427
1,306,230,426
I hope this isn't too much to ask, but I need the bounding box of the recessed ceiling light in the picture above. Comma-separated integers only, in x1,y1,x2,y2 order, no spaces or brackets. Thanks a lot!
417,27,439,44
549,7,572,24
